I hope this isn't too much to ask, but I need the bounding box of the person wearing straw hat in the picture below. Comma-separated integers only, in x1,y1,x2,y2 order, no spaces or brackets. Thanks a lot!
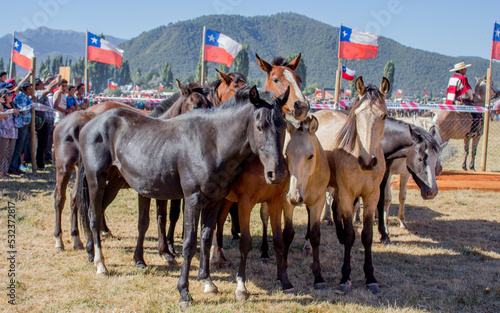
445,61,480,138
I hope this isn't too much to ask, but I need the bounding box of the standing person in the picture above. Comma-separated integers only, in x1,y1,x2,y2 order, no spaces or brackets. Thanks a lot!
445,62,480,137
53,79,68,124
8,81,32,175
0,88,20,178
35,75,60,169
65,85,79,112
74,83,88,110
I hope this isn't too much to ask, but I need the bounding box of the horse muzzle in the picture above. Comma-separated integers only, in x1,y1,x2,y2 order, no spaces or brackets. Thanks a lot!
286,191,304,206
265,167,287,185
293,101,309,121
358,155,378,171
421,187,438,200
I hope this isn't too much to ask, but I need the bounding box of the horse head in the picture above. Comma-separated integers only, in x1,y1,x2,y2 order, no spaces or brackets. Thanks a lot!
211,69,248,105
336,76,389,170
406,125,441,200
473,76,500,104
159,80,211,119
285,116,319,206
247,85,289,184
255,53,309,121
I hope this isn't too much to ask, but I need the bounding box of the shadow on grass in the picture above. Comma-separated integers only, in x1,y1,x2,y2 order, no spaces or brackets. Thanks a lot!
0,165,60,201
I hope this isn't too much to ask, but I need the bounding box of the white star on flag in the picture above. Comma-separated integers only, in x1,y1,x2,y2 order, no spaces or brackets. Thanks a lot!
14,41,19,48
496,29,500,38
208,34,215,42
343,31,347,38
91,37,98,44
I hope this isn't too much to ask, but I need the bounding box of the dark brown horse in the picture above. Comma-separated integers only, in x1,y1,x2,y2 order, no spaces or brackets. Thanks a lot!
77,86,289,308
52,80,214,252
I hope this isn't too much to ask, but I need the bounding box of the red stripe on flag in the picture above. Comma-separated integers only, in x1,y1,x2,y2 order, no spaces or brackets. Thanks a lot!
339,42,378,59
204,45,236,67
12,50,32,70
88,46,123,68
492,41,500,61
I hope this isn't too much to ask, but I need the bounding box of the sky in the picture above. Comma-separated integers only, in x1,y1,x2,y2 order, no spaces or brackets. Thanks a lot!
2,0,500,60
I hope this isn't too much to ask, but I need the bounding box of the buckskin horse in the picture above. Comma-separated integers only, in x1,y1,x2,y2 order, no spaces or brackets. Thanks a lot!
77,86,288,308
314,76,389,294
52,72,243,253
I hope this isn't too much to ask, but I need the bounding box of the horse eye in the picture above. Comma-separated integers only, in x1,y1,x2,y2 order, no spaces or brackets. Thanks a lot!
308,155,314,160
257,125,263,131
273,79,279,83
418,157,423,162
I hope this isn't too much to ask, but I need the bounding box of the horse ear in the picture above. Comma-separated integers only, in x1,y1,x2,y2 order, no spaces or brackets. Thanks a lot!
177,79,188,97
277,86,290,108
380,77,390,95
287,53,302,71
249,85,261,106
216,68,232,85
475,77,479,83
255,53,272,73
308,115,319,135
408,125,421,143
355,76,366,97
286,120,297,136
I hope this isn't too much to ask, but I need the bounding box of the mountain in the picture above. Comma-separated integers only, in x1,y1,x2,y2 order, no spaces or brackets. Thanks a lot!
0,27,126,69
120,13,500,98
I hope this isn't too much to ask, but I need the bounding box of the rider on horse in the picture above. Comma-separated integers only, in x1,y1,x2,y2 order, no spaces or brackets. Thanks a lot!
445,61,481,138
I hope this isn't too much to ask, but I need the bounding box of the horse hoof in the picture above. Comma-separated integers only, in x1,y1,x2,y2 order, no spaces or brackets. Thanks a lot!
179,301,191,310
204,282,218,295
136,261,147,269
259,257,270,264
235,290,249,301
462,164,467,171
314,282,328,290
366,283,380,294
338,280,352,294
380,236,391,245
101,231,113,238
163,253,177,266
399,222,408,230
167,243,176,255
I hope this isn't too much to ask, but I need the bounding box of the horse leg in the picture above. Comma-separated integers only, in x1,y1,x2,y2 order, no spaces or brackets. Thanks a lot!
268,197,294,293
361,192,380,294
462,138,470,171
156,199,176,265
229,203,240,242
282,200,295,272
210,199,231,267
87,173,109,276
337,192,355,293
177,194,203,308
69,166,84,250
259,202,270,262
303,206,312,256
383,174,393,234
133,195,151,268
235,197,253,301
53,163,73,251
166,199,181,255
322,187,334,226
469,137,480,171
198,200,223,297
308,196,327,290
377,170,391,243
398,171,410,229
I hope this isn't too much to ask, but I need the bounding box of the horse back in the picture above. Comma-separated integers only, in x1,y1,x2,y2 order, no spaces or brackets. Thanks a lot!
87,101,146,115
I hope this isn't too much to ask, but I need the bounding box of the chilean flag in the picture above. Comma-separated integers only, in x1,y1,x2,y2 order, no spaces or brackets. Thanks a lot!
397,89,403,96
492,22,500,60
12,38,34,70
133,84,141,92
339,26,378,60
159,82,164,91
87,31,124,68
204,29,242,67
424,89,428,97
108,79,118,89
341,65,355,80
344,88,352,96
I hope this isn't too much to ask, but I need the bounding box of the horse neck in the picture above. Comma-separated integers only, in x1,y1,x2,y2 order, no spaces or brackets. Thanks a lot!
473,84,485,105
382,119,414,159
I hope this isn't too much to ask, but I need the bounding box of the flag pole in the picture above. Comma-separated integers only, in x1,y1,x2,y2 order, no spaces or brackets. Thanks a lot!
85,29,89,97
481,20,496,171
30,57,37,173
201,26,207,86
334,24,342,106
9,32,15,78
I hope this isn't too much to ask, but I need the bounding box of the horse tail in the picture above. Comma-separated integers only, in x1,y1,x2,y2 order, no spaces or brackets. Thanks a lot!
77,155,92,239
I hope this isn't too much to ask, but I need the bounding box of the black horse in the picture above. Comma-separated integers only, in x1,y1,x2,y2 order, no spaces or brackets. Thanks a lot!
77,85,288,308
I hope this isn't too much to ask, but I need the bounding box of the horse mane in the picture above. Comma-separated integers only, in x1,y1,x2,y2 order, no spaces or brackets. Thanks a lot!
335,85,385,151
203,72,248,105
272,57,288,66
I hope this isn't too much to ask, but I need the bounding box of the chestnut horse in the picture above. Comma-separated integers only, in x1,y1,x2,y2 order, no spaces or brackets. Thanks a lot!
314,76,389,294
77,86,288,308
52,79,218,252
431,77,500,170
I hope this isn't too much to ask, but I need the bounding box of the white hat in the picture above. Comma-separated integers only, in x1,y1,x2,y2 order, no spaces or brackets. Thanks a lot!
450,62,472,72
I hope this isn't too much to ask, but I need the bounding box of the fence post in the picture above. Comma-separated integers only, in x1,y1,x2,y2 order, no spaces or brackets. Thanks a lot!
30,57,37,173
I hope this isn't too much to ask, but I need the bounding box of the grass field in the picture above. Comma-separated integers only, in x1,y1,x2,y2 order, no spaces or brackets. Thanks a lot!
1,167,499,313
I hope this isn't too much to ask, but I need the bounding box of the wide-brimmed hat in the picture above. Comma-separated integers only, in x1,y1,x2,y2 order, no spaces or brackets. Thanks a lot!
450,62,472,72
0,88,14,96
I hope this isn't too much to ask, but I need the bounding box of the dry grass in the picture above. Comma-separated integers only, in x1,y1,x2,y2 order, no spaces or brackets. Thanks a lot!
1,167,499,313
